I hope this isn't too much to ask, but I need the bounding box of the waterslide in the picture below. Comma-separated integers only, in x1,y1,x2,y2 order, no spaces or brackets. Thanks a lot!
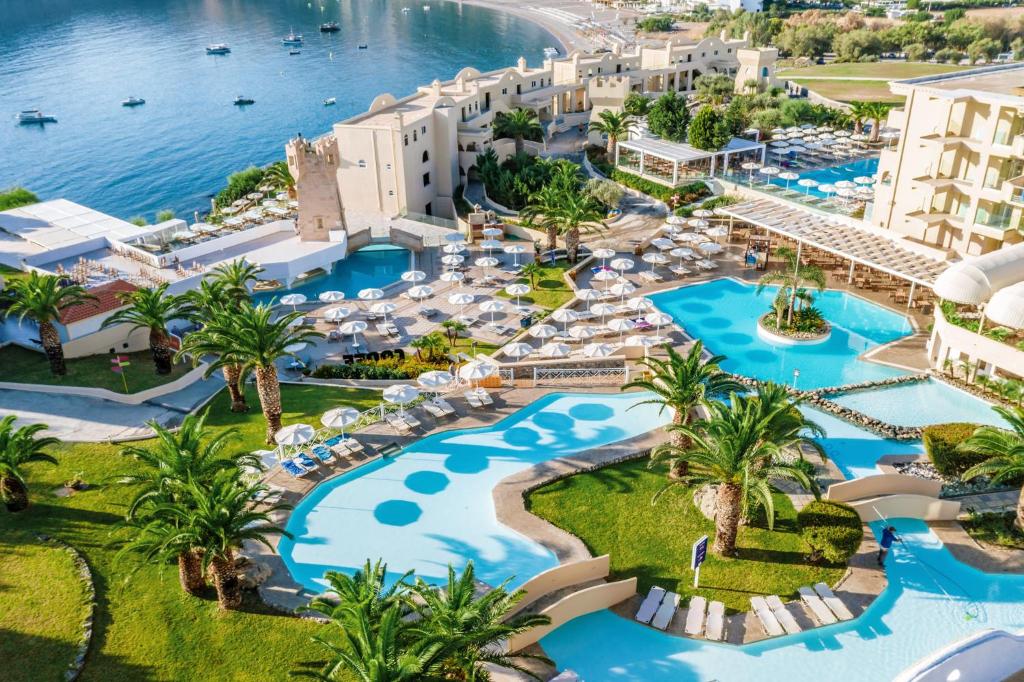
893,629,1024,682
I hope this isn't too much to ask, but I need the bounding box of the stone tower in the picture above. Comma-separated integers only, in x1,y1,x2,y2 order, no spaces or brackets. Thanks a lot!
285,133,344,242
734,47,779,94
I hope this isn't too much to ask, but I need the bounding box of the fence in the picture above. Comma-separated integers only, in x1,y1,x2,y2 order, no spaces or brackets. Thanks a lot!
532,365,630,387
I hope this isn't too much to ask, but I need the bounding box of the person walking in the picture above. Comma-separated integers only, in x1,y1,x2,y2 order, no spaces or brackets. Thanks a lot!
878,525,900,566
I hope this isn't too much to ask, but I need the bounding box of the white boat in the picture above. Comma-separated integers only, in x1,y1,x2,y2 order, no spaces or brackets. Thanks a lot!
401,6,411,12
206,44,231,55
543,46,559,58
121,96,145,107
323,97,336,106
282,29,303,45
17,109,57,124
423,4,430,9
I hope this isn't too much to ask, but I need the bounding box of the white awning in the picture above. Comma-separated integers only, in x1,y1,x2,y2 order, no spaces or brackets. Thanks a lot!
932,242,1024,305
986,281,1024,330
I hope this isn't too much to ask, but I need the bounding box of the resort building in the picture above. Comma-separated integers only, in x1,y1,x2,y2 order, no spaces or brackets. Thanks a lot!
872,64,1024,257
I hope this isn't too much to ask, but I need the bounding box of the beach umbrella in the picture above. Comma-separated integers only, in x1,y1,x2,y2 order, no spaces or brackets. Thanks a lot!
370,302,397,323
705,226,728,239
550,308,579,332
459,360,496,382
480,239,502,254
319,290,346,303
797,178,819,195
692,209,713,219
443,243,466,254
502,342,534,361
274,423,315,448
650,237,675,251
856,185,874,197
440,271,464,286
442,254,465,269
284,342,307,354
475,256,498,281
642,252,669,270
645,311,673,336
854,176,875,185
223,217,244,227
575,288,601,311
220,205,240,215
676,232,703,244
592,269,619,289
836,187,857,200
321,407,361,437
417,370,454,392
324,307,352,327
537,341,571,358
610,281,636,303
687,218,709,229
582,342,615,358
482,227,503,237
610,257,634,272
505,283,531,308
785,126,801,133
741,161,761,184
529,324,558,339
358,288,384,302
624,334,662,358
779,171,799,190
589,302,615,323
834,130,851,138
698,242,723,255
568,325,596,341
670,247,694,267
666,215,686,225
448,292,474,318
479,299,506,323
834,180,856,190
401,270,427,283
606,317,635,341
340,320,368,348
383,384,419,416
280,293,307,311
627,296,653,312
407,285,434,299
444,232,467,243
503,244,526,267
191,222,217,233
770,128,786,135
662,224,682,236
770,140,790,148
758,166,780,184
592,247,615,265
819,183,836,197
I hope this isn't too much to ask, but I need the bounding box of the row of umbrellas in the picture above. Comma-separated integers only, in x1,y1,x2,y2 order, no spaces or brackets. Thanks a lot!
501,333,668,361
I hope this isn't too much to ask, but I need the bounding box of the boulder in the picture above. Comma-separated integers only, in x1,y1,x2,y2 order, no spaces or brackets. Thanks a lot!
237,559,273,590
693,484,719,522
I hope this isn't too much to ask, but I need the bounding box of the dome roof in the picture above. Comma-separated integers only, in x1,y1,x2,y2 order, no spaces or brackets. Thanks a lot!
986,281,1024,330
932,242,1024,305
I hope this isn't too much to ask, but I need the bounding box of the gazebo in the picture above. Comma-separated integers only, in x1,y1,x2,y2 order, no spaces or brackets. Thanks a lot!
615,136,766,186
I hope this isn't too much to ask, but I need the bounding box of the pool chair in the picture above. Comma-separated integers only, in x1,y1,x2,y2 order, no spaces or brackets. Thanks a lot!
473,387,494,406
651,591,679,630
294,452,319,470
813,582,854,621
639,270,663,284
400,411,421,430
463,390,485,409
750,596,784,637
338,437,364,455
432,397,457,416
705,601,726,641
384,412,412,434
310,444,336,465
634,586,666,624
684,595,706,636
798,586,838,625
282,459,310,478
766,595,802,635
422,401,446,419
670,266,691,278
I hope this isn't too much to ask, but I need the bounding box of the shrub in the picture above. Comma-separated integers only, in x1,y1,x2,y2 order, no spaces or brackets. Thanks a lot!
636,15,674,33
310,357,445,380
585,145,614,176
609,171,709,205
798,500,862,564
214,166,266,208
924,423,987,478
0,187,39,211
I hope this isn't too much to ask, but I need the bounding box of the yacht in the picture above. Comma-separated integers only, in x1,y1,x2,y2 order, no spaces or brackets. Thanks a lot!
401,6,411,12
121,96,145,107
323,97,336,106
423,4,430,9
319,22,340,32
281,30,303,45
17,110,57,125
233,96,255,106
543,46,559,58
357,44,368,49
206,44,231,55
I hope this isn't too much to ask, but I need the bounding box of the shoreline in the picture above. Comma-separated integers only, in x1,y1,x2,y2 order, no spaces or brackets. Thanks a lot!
451,0,613,56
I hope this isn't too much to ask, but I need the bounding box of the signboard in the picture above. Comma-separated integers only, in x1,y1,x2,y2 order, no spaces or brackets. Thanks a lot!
691,535,709,588
111,355,131,393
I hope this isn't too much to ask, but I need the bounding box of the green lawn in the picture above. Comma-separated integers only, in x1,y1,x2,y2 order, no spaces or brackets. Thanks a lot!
0,263,30,284
962,511,1024,550
448,336,501,356
0,345,193,394
777,61,968,79
496,259,575,311
789,79,905,104
0,384,382,681
0,532,92,682
527,459,846,613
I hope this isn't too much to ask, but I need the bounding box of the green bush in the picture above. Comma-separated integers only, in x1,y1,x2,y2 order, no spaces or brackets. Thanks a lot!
636,15,674,33
609,171,709,204
798,500,862,564
923,423,987,477
214,166,266,208
0,187,39,211
310,357,444,380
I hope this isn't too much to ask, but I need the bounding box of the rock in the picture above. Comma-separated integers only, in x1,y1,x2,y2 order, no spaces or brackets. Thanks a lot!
693,484,719,522
238,560,273,589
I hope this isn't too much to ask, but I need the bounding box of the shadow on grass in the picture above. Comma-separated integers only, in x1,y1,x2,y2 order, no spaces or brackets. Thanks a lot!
0,628,158,682
733,546,815,566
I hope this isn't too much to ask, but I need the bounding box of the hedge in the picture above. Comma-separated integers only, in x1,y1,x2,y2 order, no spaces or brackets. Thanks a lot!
609,170,710,204
798,500,862,564
310,358,445,380
923,423,986,478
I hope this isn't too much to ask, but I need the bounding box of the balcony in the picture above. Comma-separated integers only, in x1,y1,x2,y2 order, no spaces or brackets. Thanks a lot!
913,175,972,193
1003,175,1024,207
919,133,982,152
906,209,965,228
1013,135,1024,158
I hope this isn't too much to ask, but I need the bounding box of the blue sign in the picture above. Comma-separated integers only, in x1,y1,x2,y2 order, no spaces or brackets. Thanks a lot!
691,535,709,570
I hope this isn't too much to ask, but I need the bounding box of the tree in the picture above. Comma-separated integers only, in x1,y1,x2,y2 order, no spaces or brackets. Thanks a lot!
967,37,1001,64
959,406,1024,531
210,258,263,301
589,110,636,156
688,105,729,151
518,261,542,288
0,186,39,211
101,283,181,374
539,189,605,264
177,279,248,412
862,102,892,143
0,416,58,512
3,272,95,376
625,342,742,477
833,29,883,63
756,246,826,328
904,43,928,61
623,92,651,117
775,23,834,59
493,108,542,155
646,91,690,142
585,177,624,208
847,101,869,135
440,319,468,347
694,73,735,106
410,332,445,361
264,160,295,194
178,303,323,443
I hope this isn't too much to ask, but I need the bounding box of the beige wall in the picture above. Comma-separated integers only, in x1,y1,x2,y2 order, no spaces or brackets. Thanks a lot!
928,309,1024,380
508,555,611,618
849,494,961,522
826,474,942,503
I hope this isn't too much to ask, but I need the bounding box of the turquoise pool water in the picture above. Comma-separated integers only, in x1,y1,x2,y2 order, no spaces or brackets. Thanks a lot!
278,392,671,592
541,518,1024,682
649,278,913,389
768,157,880,199
253,244,410,305
805,407,923,480
832,379,1006,429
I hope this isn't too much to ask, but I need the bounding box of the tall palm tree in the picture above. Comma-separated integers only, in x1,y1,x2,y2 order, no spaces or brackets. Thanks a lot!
112,510,207,595
264,161,295,197
521,183,567,255
440,319,468,348
410,332,445,361
0,416,59,512
519,261,542,288
209,259,263,302
589,110,636,156
101,283,181,374
3,272,95,375
848,101,869,135
624,342,742,477
545,190,606,264
178,303,323,443
303,559,414,628
959,406,1024,531
755,246,826,328
177,279,248,412
493,108,542,155
863,102,892,143
411,562,551,680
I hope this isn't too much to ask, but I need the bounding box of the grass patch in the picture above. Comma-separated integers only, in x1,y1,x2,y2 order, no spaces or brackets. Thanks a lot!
0,263,31,284
0,531,92,682
496,259,575,311
448,336,502,356
527,459,846,612
788,79,905,104
962,511,1024,550
777,61,968,79
0,384,384,681
0,345,192,394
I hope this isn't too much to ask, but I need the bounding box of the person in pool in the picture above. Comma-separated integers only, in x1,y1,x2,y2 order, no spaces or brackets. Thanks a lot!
878,526,901,566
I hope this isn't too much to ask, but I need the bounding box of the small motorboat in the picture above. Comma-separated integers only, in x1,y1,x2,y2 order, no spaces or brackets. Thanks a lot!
122,96,145,107
233,96,255,106
17,109,57,125
357,44,367,49
323,97,336,106
423,4,430,9
401,6,411,12
281,30,303,45
206,44,231,55
543,46,559,59
289,49,301,55
319,22,340,32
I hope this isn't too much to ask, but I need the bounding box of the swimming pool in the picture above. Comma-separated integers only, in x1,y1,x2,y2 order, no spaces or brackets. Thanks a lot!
769,157,880,199
832,379,1007,429
805,407,923,480
649,279,914,389
541,518,1024,682
252,244,411,305
278,392,671,592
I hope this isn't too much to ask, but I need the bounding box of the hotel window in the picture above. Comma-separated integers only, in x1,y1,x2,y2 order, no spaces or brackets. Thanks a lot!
531,80,536,87
314,217,324,230
326,153,334,164
404,135,409,146
727,48,731,53
388,190,394,196
413,130,418,142
358,160,366,168
687,54,692,62
502,87,507,94
701,52,705,57
714,50,718,55
422,172,430,186
422,150,429,163
421,125,427,134
597,67,602,73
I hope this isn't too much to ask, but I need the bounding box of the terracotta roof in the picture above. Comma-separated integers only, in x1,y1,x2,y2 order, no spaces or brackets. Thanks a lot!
59,280,138,325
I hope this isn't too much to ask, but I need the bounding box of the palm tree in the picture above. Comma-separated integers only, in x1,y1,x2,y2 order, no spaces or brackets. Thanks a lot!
112,510,208,595
411,562,551,680
440,319,468,348
959,406,1024,531
264,161,295,197
589,110,636,156
0,416,59,512
493,108,542,154
178,303,323,443
3,272,95,375
544,190,606,264
863,102,892,143
624,342,741,477
848,101,869,135
101,283,181,374
177,279,248,412
519,261,542,288
303,559,414,628
410,332,445,361
755,246,826,328
209,259,263,302
521,183,567,255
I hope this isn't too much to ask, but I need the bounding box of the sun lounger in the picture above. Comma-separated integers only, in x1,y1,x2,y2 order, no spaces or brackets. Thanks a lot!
639,270,663,283
400,411,421,429
750,596,784,637
705,601,726,641
798,586,838,625
671,266,692,277
766,595,802,635
464,391,485,408
339,437,364,454
473,388,494,406
432,397,457,416
282,459,310,478
457,315,480,327
310,444,336,465
422,402,447,418
294,452,319,470
684,596,706,636
813,583,854,621
384,412,412,434
652,592,680,630
635,586,665,624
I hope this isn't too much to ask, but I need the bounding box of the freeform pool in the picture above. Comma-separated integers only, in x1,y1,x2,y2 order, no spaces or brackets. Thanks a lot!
278,392,670,592
832,379,1006,429
253,244,411,305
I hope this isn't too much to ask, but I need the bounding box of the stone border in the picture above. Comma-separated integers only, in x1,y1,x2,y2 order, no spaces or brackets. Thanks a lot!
34,534,96,681
756,314,831,345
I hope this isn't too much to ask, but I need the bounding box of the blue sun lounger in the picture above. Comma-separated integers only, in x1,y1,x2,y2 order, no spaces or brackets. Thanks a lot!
295,452,319,470
282,459,309,478
310,444,336,464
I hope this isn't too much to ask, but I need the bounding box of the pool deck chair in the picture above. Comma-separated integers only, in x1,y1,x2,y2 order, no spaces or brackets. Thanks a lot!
384,412,412,434
294,452,319,470
684,596,707,636
310,444,336,465
464,390,485,409
750,596,784,637
282,459,310,478
766,595,802,635
340,437,364,455
799,586,838,625
473,388,495,406
814,583,855,621
634,586,665,624
705,601,726,641
652,592,680,630
432,397,457,416
422,401,448,419
400,411,421,430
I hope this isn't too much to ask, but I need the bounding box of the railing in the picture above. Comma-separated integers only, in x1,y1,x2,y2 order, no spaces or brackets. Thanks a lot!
399,211,458,230
498,367,514,383
532,365,630,387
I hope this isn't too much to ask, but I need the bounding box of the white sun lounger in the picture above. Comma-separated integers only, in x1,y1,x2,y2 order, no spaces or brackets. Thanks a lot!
384,412,412,434
635,586,665,624
432,397,456,416
766,595,802,635
799,586,838,625
750,596,784,637
422,401,447,418
473,388,494,406
652,592,680,630
814,582,854,621
400,412,421,429
705,601,726,641
684,595,706,636
463,391,485,408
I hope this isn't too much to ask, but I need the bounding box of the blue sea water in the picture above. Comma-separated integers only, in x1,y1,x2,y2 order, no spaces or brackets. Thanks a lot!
0,0,556,220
